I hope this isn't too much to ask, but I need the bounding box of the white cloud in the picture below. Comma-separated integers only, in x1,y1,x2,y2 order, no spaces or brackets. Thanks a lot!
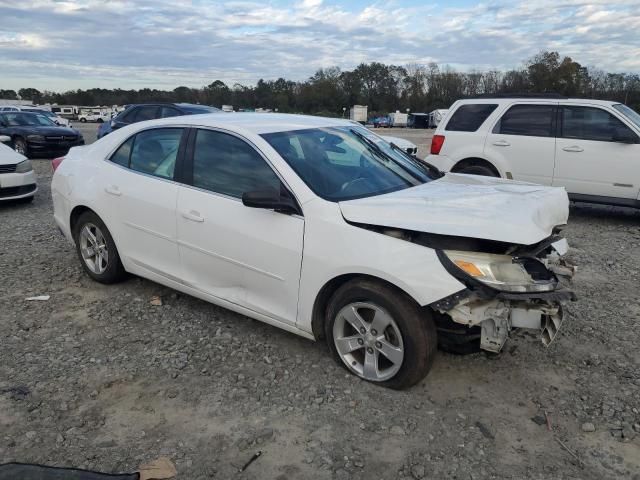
0,0,638,91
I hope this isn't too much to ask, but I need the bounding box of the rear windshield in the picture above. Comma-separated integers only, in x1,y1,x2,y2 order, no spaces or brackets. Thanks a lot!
181,105,221,114
445,104,498,132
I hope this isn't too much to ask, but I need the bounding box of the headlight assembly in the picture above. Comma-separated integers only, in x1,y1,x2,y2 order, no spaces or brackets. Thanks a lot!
441,250,556,292
27,134,45,142
15,159,33,173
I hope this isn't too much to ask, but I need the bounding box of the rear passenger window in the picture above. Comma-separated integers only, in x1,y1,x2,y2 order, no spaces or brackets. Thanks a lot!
445,104,498,132
109,137,134,167
134,106,160,122
192,129,281,198
494,104,555,137
562,106,635,142
130,128,183,179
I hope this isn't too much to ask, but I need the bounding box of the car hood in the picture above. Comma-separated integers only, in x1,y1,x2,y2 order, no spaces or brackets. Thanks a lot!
338,173,569,245
12,126,79,136
0,142,26,165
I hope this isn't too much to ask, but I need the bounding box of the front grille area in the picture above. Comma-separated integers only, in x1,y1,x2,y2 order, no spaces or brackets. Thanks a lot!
0,183,36,198
44,135,78,142
0,164,17,174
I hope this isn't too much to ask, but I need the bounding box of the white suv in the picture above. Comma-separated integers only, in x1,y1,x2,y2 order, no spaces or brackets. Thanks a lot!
426,97,640,208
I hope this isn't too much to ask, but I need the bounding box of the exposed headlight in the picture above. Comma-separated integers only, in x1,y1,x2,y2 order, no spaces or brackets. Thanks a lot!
442,250,556,292
27,134,45,142
15,159,33,173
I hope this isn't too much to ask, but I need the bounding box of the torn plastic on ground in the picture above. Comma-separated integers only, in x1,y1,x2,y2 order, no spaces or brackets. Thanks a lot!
0,457,176,480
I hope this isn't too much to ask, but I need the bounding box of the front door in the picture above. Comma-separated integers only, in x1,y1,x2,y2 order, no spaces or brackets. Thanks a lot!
176,128,304,325
553,105,640,199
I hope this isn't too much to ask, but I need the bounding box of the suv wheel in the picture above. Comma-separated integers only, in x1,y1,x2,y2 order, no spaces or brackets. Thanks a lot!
457,164,498,177
73,212,126,284
325,279,437,389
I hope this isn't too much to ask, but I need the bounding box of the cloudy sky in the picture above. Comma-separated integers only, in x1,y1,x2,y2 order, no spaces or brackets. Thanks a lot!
1,0,639,91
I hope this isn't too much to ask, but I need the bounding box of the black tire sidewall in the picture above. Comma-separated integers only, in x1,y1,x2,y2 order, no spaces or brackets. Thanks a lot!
325,279,437,389
73,212,126,284
458,165,497,177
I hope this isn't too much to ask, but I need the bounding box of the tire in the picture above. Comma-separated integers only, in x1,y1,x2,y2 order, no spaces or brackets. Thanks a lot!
80,118,87,123
97,118,104,123
456,164,498,177
13,137,28,157
73,211,126,284
325,279,437,389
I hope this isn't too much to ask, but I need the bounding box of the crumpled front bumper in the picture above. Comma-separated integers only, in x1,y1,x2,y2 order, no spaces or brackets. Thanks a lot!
432,239,576,353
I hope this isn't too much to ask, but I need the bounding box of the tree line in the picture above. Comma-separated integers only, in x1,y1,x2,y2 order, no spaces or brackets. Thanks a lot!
2,51,639,117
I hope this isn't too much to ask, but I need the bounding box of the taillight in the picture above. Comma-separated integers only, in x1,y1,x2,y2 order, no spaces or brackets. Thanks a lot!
52,156,65,172
430,135,445,155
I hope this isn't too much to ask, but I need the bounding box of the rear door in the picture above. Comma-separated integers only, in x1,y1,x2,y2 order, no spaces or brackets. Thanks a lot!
484,102,558,185
176,128,304,325
101,127,186,278
553,105,640,199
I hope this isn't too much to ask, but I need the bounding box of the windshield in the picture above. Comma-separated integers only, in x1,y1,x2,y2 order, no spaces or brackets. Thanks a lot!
262,126,435,201
1,112,57,127
613,104,640,129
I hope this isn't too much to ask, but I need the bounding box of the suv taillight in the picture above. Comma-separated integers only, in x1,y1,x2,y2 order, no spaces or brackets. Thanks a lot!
52,157,65,172
430,135,445,155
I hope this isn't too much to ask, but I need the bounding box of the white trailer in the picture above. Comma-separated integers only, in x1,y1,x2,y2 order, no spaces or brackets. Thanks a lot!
221,105,234,112
389,111,408,127
428,109,449,128
349,105,368,123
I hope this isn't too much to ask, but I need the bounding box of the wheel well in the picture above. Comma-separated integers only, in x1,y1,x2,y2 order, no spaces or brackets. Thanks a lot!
69,205,95,235
452,158,501,177
310,274,419,341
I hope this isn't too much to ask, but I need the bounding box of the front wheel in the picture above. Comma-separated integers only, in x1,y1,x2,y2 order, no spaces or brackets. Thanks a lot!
73,211,126,283
80,118,87,123
325,279,437,389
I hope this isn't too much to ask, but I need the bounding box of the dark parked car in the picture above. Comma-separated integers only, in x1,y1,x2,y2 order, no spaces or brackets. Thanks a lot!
372,116,390,128
0,112,84,158
96,103,222,139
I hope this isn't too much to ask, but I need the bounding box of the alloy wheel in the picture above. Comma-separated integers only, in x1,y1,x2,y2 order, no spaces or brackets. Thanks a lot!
333,302,404,382
79,223,109,274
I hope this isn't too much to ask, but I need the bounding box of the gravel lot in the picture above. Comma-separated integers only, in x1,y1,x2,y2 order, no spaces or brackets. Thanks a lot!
1,125,639,479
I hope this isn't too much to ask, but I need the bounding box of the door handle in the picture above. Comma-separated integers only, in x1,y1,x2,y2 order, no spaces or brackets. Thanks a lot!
492,140,510,147
181,210,204,222
562,145,584,152
105,185,121,196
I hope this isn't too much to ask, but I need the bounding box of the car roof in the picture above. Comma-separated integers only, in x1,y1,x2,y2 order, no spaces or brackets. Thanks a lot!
134,112,356,134
455,97,620,107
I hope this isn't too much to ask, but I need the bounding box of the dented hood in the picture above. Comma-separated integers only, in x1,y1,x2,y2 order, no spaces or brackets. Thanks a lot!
339,173,569,245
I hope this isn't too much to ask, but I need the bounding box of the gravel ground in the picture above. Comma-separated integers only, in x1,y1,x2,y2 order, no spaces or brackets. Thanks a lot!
0,127,639,479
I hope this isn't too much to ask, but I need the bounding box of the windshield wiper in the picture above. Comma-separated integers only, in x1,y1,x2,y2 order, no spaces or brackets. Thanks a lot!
387,141,444,179
350,129,391,162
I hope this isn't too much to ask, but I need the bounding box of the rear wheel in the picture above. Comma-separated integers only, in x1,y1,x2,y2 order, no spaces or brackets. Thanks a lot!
73,211,126,284
80,118,87,123
325,279,437,389
13,137,28,157
456,164,498,177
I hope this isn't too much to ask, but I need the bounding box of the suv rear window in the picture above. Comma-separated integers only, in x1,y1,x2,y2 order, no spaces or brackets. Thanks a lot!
445,104,498,132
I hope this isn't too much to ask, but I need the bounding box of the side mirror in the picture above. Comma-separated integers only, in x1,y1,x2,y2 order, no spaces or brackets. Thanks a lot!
0,135,10,143
613,128,638,144
242,187,300,215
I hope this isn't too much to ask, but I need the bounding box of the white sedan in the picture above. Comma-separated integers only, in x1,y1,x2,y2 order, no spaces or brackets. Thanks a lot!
0,135,37,202
52,113,575,389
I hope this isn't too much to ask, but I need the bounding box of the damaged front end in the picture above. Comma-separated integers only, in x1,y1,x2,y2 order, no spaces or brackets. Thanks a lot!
432,235,576,353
